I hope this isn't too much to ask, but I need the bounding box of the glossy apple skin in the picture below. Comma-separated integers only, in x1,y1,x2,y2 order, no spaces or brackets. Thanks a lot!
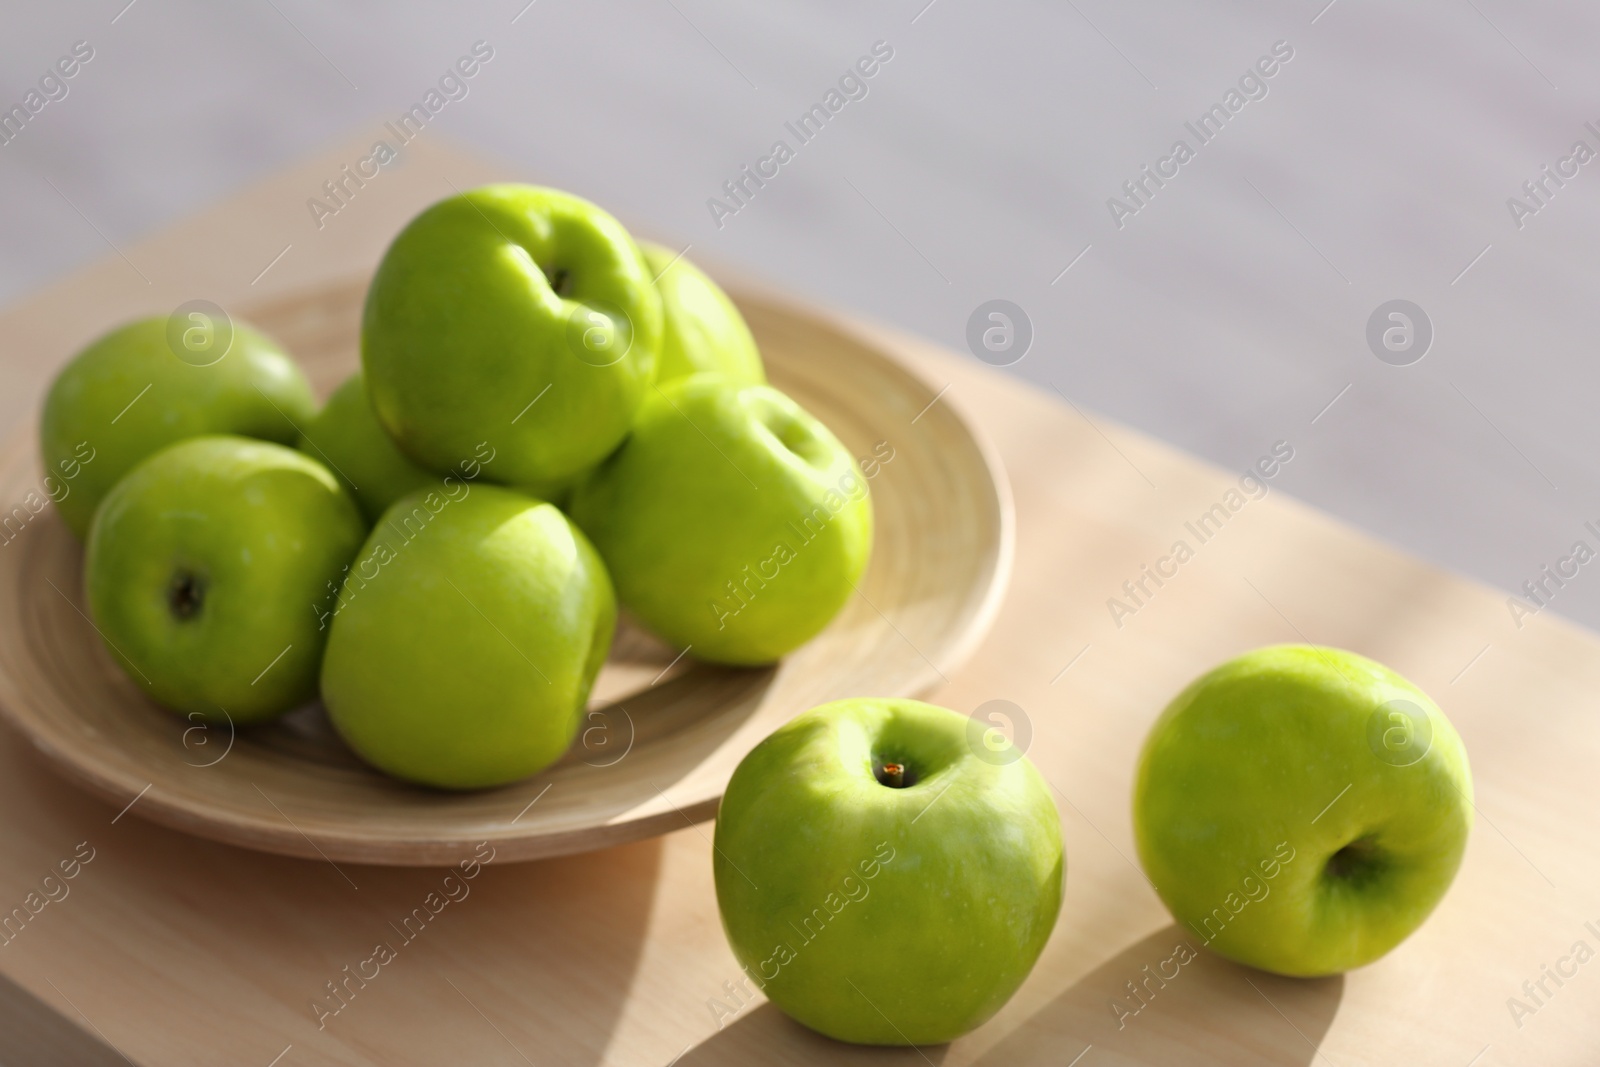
41,317,315,538
297,372,436,524
1133,645,1473,977
320,484,615,789
639,242,764,386
713,698,1064,1045
362,184,661,485
298,372,583,519
568,374,871,665
85,436,365,723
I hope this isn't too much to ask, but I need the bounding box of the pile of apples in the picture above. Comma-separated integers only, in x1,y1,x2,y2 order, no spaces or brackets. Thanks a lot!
38,183,1477,1049
41,184,871,788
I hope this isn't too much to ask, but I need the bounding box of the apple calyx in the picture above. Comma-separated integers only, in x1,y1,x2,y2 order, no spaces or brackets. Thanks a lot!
1323,834,1385,886
543,265,573,298
167,569,207,620
873,759,914,788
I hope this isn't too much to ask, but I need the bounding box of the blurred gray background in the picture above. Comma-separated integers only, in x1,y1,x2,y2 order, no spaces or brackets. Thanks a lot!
2,0,1597,629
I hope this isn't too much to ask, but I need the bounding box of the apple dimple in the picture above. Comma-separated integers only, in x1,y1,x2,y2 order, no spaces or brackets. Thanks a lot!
1322,834,1387,888
751,398,831,469
543,265,573,298
166,569,207,620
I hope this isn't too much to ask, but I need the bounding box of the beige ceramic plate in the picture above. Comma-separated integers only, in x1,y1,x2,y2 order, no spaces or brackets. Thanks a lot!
0,278,1012,865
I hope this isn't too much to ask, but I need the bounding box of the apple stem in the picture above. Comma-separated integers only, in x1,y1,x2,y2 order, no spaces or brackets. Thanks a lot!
874,761,908,788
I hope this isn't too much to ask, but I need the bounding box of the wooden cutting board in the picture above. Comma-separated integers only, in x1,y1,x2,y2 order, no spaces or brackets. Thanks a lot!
0,135,1592,1067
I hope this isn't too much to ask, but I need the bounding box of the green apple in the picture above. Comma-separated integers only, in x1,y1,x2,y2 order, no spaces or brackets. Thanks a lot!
639,242,764,386
297,372,580,519
320,483,615,789
713,697,1064,1045
568,374,871,665
41,315,315,538
85,436,365,723
297,372,436,523
362,184,661,486
1133,644,1473,977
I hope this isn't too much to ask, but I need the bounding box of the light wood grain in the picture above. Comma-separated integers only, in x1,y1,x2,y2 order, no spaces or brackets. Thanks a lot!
0,136,1593,1066
0,276,1010,866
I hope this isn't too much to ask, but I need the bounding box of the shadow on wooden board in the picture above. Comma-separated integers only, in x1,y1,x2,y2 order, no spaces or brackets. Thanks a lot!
678,926,1343,1066
678,1000,952,1067
968,926,1345,1066
0,968,132,1066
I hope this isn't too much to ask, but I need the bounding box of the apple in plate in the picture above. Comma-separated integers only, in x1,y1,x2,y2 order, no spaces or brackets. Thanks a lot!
1133,644,1473,976
362,184,661,486
41,315,315,538
568,373,871,665
297,371,437,524
639,241,764,386
298,371,582,518
320,483,615,789
85,435,366,722
713,697,1064,1045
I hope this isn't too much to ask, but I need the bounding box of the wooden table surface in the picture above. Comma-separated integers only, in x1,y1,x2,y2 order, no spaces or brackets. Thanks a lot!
0,136,1594,1067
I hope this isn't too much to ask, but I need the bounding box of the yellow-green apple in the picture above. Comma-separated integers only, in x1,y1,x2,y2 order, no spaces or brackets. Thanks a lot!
297,371,435,523
567,374,871,665
41,316,315,538
85,436,365,723
320,484,615,789
713,697,1064,1044
362,184,660,485
1133,644,1473,976
639,242,764,386
298,372,579,518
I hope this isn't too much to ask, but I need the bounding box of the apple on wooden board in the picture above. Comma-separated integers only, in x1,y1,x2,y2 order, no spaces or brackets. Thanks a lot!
1133,644,1473,977
41,315,315,538
84,436,365,723
320,483,615,790
568,373,871,665
713,698,1064,1045
638,241,765,387
361,184,661,486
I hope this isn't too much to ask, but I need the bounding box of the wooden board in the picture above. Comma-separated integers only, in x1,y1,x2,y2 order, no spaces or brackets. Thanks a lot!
0,276,1010,866
0,135,1592,1066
